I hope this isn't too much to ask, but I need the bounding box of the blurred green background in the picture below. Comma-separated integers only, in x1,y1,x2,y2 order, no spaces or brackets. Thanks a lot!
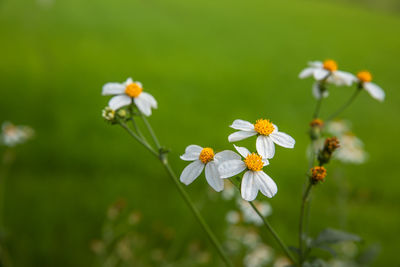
1,0,399,266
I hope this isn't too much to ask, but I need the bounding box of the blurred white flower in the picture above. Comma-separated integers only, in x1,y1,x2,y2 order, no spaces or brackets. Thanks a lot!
326,120,351,136
225,210,241,224
221,180,237,200
273,257,291,267
299,60,356,86
1,122,34,147
228,119,295,159
102,78,157,116
356,71,385,102
335,133,367,164
218,145,277,201
180,145,239,192
242,230,262,249
244,243,274,267
238,199,272,225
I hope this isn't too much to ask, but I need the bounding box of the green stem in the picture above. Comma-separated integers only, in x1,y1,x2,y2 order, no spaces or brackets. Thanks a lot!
162,161,232,267
138,112,161,150
229,179,297,264
313,97,323,119
299,181,313,265
326,88,361,121
119,121,232,266
119,122,158,158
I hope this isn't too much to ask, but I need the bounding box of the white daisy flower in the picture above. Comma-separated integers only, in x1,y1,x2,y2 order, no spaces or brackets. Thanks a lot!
102,78,157,116
228,119,295,159
335,133,367,164
299,59,356,87
1,122,34,147
356,71,385,102
179,145,239,192
238,199,272,226
218,145,277,201
243,243,274,267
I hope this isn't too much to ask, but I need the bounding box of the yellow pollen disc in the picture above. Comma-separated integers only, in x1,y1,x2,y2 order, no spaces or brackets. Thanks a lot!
254,119,275,136
323,59,338,72
357,71,372,83
244,153,264,172
199,148,215,164
311,166,327,181
125,83,143,98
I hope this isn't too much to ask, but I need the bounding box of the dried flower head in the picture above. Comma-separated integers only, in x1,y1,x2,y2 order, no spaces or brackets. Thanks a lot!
310,166,327,184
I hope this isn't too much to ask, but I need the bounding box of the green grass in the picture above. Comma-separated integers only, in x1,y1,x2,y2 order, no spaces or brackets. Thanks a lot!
1,0,400,265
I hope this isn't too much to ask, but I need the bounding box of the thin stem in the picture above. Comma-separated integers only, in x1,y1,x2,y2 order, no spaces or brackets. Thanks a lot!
119,121,232,266
313,97,323,119
138,112,161,150
326,88,361,121
162,161,233,267
129,106,148,143
229,179,297,264
299,181,313,265
119,122,158,158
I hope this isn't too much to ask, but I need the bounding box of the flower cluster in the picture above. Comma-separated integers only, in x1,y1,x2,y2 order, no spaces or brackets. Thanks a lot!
180,119,295,201
299,59,385,101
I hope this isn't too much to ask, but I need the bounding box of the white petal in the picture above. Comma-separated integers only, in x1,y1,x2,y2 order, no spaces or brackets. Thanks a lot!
218,160,246,179
256,135,275,159
205,162,224,192
262,159,269,166
180,145,202,161
298,68,315,79
328,71,356,86
230,119,255,131
272,124,278,133
241,171,258,201
255,171,277,198
269,131,295,148
140,92,158,108
234,145,251,158
228,131,257,142
124,77,134,85
308,61,323,68
214,150,242,163
108,95,131,110
364,82,385,102
135,81,143,88
134,95,152,116
313,69,330,80
312,82,329,99
180,160,204,185
102,83,126,95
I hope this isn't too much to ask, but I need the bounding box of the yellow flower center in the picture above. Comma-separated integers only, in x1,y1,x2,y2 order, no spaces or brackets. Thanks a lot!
125,83,143,98
323,59,338,72
199,148,215,164
310,166,327,182
310,118,324,128
254,119,275,136
357,71,372,83
244,153,264,172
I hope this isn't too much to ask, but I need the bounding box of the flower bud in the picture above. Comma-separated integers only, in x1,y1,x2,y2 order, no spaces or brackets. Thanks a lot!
310,166,327,184
102,106,116,123
318,137,340,165
309,118,324,140
117,109,128,118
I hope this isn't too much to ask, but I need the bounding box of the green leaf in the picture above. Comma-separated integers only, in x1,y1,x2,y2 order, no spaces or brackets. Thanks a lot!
312,228,362,246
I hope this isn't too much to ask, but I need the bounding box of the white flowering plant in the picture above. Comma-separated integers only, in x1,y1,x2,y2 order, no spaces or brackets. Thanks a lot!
101,62,384,266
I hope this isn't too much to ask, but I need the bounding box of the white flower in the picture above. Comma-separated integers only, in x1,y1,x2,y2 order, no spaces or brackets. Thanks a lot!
179,145,239,192
356,71,385,102
335,134,367,164
102,78,157,116
1,122,34,147
326,120,351,136
243,244,274,267
299,60,356,87
225,210,241,224
238,199,272,226
228,119,295,159
218,145,277,201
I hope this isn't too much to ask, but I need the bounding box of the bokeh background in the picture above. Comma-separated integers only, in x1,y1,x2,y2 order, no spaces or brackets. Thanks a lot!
1,0,399,266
